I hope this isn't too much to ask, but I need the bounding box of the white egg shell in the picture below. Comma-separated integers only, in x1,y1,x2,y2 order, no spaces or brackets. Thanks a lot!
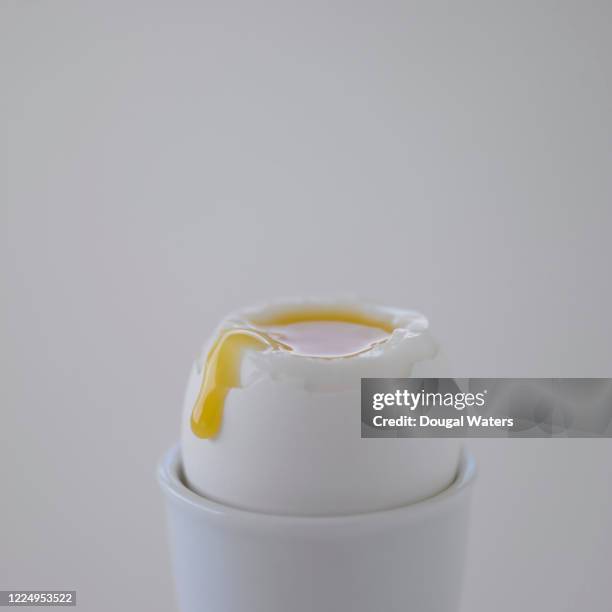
180,299,462,516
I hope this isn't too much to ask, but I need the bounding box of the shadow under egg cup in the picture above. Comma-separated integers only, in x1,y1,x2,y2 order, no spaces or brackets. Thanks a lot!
158,446,476,612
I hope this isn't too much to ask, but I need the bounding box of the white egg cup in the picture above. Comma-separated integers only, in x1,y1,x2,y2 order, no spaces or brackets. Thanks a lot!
158,446,476,612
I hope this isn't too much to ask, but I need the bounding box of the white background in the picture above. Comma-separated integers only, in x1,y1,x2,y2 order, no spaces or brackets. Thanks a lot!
1,1,611,611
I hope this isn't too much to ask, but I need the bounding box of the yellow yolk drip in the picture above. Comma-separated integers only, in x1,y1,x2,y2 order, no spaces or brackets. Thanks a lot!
191,310,393,439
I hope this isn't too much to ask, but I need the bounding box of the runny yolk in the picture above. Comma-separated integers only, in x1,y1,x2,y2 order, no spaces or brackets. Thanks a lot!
191,310,393,439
